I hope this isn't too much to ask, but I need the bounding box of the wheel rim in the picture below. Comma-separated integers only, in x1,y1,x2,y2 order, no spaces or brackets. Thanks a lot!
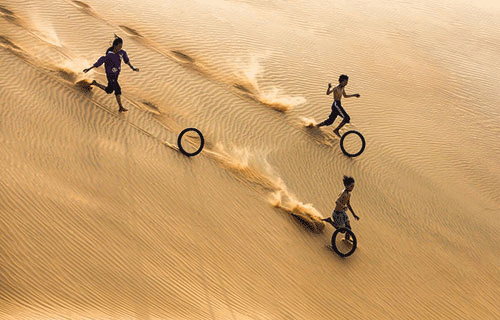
331,228,357,257
177,128,205,157
340,130,365,157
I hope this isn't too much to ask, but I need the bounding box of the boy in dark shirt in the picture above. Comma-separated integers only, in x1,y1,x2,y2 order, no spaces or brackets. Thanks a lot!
84,36,139,112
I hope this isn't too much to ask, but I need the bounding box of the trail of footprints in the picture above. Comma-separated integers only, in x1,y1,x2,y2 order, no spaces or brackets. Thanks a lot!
1,1,308,184
116,24,283,111
2,1,285,112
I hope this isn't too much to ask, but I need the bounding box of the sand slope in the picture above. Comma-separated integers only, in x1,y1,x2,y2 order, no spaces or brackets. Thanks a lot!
1,0,499,319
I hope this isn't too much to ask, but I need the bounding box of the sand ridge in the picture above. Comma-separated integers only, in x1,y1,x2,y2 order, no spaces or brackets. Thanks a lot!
1,0,499,319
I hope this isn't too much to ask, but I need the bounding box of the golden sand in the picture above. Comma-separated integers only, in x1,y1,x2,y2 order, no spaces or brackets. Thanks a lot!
1,0,499,319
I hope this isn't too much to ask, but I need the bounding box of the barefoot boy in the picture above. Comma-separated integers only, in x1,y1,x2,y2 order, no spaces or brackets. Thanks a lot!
322,176,360,241
83,36,139,112
316,74,360,136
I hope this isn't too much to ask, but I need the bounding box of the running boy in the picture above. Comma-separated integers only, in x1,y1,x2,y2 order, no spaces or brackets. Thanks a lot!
322,176,360,240
316,74,360,137
83,36,139,112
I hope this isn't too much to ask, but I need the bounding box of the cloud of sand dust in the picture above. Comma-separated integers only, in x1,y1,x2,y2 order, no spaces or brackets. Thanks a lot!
299,117,318,127
259,87,307,113
206,143,325,232
29,14,62,47
232,55,306,112
206,143,282,191
269,188,325,233
60,58,92,74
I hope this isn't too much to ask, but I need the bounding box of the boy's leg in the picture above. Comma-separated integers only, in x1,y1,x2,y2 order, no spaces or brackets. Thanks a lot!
317,111,338,128
116,95,128,112
316,118,333,128
344,221,353,241
110,78,127,112
90,80,107,91
323,211,340,227
333,120,348,137
321,217,334,225
332,102,350,136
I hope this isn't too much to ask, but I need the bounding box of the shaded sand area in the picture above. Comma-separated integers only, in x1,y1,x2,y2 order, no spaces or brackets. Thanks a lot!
1,0,499,319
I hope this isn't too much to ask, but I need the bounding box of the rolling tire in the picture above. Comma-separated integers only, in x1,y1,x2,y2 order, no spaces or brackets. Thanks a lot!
331,227,357,257
340,130,365,157
177,127,205,157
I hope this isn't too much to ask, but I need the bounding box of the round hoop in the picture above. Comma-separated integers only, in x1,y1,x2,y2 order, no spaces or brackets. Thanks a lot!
339,130,365,157
177,127,205,157
331,227,357,257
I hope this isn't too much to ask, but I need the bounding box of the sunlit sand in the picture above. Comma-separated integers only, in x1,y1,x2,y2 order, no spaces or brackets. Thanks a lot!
1,0,499,319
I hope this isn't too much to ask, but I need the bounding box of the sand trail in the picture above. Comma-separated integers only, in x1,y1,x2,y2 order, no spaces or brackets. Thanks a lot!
1,0,499,319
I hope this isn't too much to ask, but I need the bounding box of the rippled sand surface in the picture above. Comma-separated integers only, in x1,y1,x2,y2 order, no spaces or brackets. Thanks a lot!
1,0,499,319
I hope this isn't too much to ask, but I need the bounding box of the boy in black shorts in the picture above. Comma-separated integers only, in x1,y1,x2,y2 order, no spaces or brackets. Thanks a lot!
84,36,139,112
316,74,360,137
322,176,360,241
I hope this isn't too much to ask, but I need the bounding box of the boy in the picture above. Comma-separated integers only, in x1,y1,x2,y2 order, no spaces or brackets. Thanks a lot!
83,36,139,112
316,74,360,137
322,176,360,241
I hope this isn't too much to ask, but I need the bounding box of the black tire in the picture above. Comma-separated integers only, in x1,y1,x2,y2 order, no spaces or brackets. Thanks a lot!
177,127,205,157
340,130,365,157
331,227,357,257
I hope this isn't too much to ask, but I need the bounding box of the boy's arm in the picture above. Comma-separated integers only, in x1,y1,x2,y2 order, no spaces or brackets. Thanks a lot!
326,83,333,95
123,51,139,72
343,89,360,98
347,199,360,220
83,55,107,73
126,61,139,72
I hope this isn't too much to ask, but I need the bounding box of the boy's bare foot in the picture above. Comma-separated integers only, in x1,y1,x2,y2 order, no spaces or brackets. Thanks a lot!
343,236,353,243
119,107,128,112
321,217,335,226
333,129,341,137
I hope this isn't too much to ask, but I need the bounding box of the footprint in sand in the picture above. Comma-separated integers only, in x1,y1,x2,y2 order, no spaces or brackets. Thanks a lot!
119,23,283,111
141,100,161,114
0,5,15,18
119,25,196,64
69,0,101,19
122,98,161,115
171,50,196,64
119,25,202,69
0,35,22,51
232,83,261,104
0,35,28,59
119,25,143,38
169,50,208,76
70,0,91,9
0,5,25,27
232,82,254,94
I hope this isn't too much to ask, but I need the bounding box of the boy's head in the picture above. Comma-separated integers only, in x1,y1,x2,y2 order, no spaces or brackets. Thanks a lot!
112,36,123,51
343,175,355,191
339,74,349,87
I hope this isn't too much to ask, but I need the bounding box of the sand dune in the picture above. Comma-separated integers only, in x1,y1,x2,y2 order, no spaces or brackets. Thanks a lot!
1,0,499,319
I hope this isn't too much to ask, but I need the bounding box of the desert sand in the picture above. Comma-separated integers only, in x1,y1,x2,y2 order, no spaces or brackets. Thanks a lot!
1,0,499,319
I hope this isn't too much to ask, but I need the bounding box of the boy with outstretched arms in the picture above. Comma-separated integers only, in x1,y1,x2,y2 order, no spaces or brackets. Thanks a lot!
83,36,139,112
322,176,360,241
316,74,360,137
